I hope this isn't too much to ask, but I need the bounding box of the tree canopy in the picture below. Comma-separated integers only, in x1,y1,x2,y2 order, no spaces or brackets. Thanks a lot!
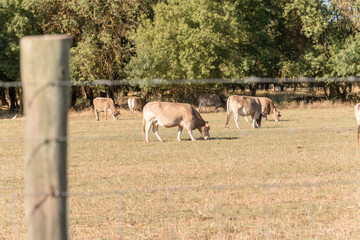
1,0,360,108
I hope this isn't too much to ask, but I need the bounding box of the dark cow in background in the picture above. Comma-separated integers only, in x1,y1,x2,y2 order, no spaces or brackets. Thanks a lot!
198,94,226,113
143,102,211,142
93,97,119,121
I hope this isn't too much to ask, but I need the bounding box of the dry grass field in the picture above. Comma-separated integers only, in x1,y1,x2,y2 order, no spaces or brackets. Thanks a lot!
1,102,360,239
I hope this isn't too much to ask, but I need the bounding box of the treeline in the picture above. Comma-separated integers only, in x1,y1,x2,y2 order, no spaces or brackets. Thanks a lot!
1,0,360,111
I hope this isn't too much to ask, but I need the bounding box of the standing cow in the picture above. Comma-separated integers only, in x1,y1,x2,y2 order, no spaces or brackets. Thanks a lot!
244,97,281,122
143,101,210,142
225,95,262,129
93,97,119,121
128,96,143,113
198,94,226,113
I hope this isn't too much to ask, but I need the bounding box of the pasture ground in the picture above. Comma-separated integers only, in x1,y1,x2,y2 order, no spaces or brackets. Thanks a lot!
1,103,360,239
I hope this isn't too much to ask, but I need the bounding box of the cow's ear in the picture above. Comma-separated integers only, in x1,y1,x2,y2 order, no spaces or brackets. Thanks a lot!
205,122,210,127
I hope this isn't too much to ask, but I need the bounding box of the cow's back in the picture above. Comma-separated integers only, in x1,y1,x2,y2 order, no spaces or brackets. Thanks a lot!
144,102,192,118
228,95,261,113
144,102,198,126
94,97,108,110
93,97,115,110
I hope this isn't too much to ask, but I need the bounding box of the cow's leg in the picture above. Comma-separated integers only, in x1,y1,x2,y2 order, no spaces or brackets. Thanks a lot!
252,112,261,128
214,105,218,113
204,105,207,113
198,103,202,113
244,116,250,123
144,122,152,142
225,111,231,128
95,111,99,121
234,112,240,129
177,126,183,141
152,124,163,142
185,124,196,141
256,113,262,127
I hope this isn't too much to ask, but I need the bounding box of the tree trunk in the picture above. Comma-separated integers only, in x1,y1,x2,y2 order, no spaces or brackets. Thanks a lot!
70,86,78,108
9,86,17,112
85,87,94,106
250,83,258,96
0,87,8,108
107,86,114,100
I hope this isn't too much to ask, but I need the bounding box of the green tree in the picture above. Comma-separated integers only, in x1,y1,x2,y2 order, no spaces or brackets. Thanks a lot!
0,0,40,111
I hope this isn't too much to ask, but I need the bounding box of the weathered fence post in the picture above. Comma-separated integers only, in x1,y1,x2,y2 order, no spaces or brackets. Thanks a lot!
21,35,72,240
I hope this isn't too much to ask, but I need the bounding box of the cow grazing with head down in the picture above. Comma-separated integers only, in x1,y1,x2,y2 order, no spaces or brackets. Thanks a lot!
142,102,211,142
93,97,119,121
355,103,360,146
225,95,262,129
128,96,143,113
198,94,226,113
244,97,281,122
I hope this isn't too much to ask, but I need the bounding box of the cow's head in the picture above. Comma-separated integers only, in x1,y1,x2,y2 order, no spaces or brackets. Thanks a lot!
272,108,281,121
111,110,120,120
199,122,211,140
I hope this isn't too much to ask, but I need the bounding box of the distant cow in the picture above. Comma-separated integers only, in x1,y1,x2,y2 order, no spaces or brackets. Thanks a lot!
355,103,360,146
198,94,226,113
143,101,210,142
244,97,281,122
128,96,143,113
225,95,262,129
93,97,119,121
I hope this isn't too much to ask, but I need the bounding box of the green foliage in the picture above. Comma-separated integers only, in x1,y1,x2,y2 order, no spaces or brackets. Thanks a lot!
25,0,142,82
127,0,284,86
2,0,360,102
331,34,360,77
0,0,39,80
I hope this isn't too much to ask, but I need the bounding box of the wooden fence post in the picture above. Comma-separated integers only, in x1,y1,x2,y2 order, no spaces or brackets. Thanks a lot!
21,35,72,240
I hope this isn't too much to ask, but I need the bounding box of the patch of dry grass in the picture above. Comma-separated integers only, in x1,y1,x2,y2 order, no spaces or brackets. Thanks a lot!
1,106,360,239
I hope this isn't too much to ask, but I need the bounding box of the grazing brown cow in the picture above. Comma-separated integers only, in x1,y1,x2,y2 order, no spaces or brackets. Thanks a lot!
128,96,143,113
244,97,281,122
355,103,360,146
198,94,226,113
93,97,119,121
225,95,262,129
142,102,210,142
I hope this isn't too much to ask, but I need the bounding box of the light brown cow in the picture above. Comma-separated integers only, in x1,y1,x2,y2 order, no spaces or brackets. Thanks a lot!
142,102,210,142
198,94,226,113
93,97,119,121
244,97,281,122
355,103,360,146
128,96,143,113
225,95,262,129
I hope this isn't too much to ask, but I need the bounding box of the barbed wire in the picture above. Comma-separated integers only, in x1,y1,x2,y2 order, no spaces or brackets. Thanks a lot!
1,76,360,87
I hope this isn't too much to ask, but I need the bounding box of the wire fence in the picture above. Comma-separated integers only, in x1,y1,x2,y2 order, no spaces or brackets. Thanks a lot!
1,78,360,239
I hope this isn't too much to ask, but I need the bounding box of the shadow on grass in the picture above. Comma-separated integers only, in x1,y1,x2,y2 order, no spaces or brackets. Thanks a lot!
208,136,240,141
